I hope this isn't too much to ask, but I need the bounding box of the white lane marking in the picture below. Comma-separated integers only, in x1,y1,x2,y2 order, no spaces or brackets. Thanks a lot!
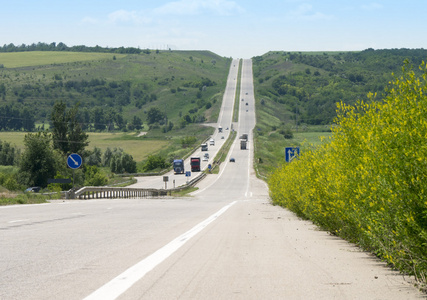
84,201,237,300
8,219,29,223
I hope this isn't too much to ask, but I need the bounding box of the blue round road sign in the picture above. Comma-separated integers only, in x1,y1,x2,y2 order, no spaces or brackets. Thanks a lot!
67,153,83,169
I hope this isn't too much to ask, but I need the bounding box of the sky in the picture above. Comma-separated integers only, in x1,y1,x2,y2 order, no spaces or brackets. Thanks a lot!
1,0,426,58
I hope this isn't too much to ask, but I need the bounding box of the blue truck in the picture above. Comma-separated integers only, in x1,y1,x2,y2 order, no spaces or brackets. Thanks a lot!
173,159,185,174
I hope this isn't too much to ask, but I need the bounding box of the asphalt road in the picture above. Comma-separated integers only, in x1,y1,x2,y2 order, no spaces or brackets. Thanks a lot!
130,58,240,190
0,59,424,299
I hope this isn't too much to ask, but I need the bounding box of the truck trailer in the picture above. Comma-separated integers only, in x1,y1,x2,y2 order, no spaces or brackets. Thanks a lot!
190,157,201,172
240,133,248,150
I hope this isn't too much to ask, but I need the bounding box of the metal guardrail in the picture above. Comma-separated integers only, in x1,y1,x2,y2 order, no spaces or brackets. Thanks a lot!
66,172,207,200
68,187,168,200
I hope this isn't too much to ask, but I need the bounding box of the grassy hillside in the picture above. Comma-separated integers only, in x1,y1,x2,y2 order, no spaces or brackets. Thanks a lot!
252,48,427,178
0,50,231,136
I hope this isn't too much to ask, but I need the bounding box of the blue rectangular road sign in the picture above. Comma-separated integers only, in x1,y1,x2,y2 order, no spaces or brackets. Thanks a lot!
285,147,300,162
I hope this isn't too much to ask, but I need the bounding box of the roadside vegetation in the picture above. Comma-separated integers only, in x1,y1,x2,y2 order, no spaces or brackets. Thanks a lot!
0,44,230,202
268,62,427,288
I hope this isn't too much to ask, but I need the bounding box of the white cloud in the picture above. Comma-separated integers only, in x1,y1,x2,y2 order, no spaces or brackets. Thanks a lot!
154,0,245,16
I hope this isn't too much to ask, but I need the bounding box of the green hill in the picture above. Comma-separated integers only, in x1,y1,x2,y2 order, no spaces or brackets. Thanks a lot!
252,48,427,177
0,50,231,135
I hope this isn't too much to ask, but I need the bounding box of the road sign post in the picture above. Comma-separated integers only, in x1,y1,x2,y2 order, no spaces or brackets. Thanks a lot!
185,171,191,183
67,154,83,188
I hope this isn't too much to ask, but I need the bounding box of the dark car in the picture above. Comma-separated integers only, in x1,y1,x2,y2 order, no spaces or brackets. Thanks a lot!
229,158,235,162
25,187,41,193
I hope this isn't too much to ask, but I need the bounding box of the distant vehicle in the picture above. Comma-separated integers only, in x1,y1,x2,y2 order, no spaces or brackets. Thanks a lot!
246,102,248,106
201,143,208,151
25,187,41,193
240,133,248,150
209,138,215,146
241,98,244,101
226,127,229,130
218,126,223,133
221,136,225,139
203,153,209,161
191,157,201,172
173,159,184,174
245,92,248,95
229,158,235,162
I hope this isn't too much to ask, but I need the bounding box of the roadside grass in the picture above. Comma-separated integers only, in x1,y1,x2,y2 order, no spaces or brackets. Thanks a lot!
233,60,242,122
0,192,50,206
171,186,198,197
209,130,237,174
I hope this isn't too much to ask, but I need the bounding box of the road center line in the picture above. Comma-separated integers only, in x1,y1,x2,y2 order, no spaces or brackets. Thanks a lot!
84,201,237,300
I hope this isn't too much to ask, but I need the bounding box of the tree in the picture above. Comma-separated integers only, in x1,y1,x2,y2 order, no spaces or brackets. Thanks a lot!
132,116,143,130
85,147,102,166
50,101,89,155
146,107,165,124
142,154,167,171
0,140,19,166
67,104,89,153
19,132,61,187
50,101,68,153
109,149,137,173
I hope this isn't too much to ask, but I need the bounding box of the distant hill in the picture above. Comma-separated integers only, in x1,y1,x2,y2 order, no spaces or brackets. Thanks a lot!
0,48,231,133
253,48,427,126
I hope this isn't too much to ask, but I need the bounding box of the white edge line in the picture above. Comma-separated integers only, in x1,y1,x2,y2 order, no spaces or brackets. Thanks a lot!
84,201,237,300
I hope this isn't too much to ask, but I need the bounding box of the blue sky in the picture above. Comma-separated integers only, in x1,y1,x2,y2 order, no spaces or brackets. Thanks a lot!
1,0,425,58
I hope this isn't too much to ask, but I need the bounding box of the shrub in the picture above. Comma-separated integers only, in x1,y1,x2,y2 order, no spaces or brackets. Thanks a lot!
269,61,427,285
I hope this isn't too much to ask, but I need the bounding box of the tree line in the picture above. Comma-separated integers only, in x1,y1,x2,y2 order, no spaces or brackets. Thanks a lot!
0,42,152,54
0,101,138,190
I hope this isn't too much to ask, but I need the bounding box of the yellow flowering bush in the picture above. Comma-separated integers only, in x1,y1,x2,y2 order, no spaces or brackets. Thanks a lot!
269,61,427,285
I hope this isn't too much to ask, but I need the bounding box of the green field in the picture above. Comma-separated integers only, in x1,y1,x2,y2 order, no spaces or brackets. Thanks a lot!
0,131,169,162
0,51,125,68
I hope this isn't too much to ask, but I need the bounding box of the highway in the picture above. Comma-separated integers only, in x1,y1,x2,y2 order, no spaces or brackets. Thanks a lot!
130,58,240,190
0,59,424,299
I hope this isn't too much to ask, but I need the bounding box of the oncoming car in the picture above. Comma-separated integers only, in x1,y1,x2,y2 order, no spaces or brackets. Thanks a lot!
25,187,41,193
229,158,235,162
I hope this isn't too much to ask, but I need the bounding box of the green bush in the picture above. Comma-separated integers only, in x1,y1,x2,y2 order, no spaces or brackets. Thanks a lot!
83,165,108,186
269,61,427,286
